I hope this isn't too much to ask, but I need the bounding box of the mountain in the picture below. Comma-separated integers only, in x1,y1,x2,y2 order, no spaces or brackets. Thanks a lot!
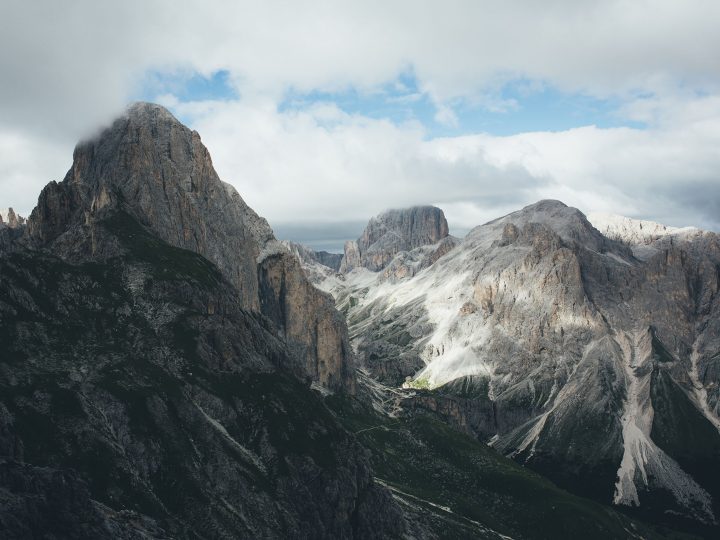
588,212,699,247
313,200,720,535
23,102,354,393
281,241,344,283
340,206,454,273
0,103,402,538
1,103,710,539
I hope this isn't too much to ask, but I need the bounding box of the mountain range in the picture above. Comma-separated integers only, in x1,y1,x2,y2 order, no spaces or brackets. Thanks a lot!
1,103,718,539
298,199,720,536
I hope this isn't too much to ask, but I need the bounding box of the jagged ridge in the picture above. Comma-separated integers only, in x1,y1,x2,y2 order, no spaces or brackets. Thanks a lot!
23,102,355,393
317,199,720,534
340,205,450,272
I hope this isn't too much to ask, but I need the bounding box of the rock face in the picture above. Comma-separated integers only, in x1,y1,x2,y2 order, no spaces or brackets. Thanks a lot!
283,242,343,272
339,240,361,273
0,208,26,251
23,102,354,393
588,212,697,246
380,235,460,282
0,208,25,229
340,206,450,272
0,213,401,538
0,103,405,538
323,199,720,533
259,252,354,391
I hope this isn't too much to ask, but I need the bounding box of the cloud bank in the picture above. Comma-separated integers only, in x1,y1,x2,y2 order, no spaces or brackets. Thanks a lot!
1,0,719,249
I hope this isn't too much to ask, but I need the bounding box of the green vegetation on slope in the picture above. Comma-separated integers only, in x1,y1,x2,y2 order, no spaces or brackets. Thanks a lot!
327,395,700,540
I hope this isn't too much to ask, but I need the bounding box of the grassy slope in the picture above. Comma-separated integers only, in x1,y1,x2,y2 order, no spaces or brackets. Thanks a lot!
327,395,699,540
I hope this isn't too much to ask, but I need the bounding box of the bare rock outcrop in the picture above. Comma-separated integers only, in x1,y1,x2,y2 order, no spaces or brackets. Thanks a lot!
588,212,698,246
0,208,25,229
381,235,460,282
259,251,355,392
23,102,355,393
339,239,361,272
340,206,450,272
0,208,26,250
283,242,343,272
326,199,720,530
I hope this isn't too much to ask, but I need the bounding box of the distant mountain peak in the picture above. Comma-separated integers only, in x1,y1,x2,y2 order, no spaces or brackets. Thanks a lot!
341,205,449,272
466,198,624,258
588,212,699,245
0,207,25,228
522,199,568,211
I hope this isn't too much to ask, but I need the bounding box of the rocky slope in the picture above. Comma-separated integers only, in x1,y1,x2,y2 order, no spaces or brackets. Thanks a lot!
318,201,720,535
0,210,402,538
21,102,354,393
3,103,713,538
329,384,700,540
0,103,409,538
588,212,698,247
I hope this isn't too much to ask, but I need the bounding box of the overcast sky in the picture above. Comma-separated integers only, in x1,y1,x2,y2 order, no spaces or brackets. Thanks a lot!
2,0,720,251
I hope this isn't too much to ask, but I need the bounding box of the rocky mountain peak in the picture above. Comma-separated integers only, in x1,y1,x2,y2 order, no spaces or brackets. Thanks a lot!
0,207,25,228
322,197,720,529
21,102,356,393
497,199,589,233
27,102,274,297
473,199,624,256
341,205,450,272
127,100,179,122
588,212,699,245
0,208,26,250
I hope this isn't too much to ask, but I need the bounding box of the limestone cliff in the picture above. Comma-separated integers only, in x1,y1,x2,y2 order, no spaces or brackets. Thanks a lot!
23,102,354,393
0,208,26,250
282,241,343,272
340,206,450,272
0,208,25,229
323,199,720,532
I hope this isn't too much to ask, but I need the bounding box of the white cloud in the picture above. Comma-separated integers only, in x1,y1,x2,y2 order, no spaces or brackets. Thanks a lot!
3,0,720,133
1,0,720,237
433,104,459,127
162,96,720,237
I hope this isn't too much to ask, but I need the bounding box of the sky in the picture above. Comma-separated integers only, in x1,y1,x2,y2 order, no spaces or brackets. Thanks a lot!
1,1,720,252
